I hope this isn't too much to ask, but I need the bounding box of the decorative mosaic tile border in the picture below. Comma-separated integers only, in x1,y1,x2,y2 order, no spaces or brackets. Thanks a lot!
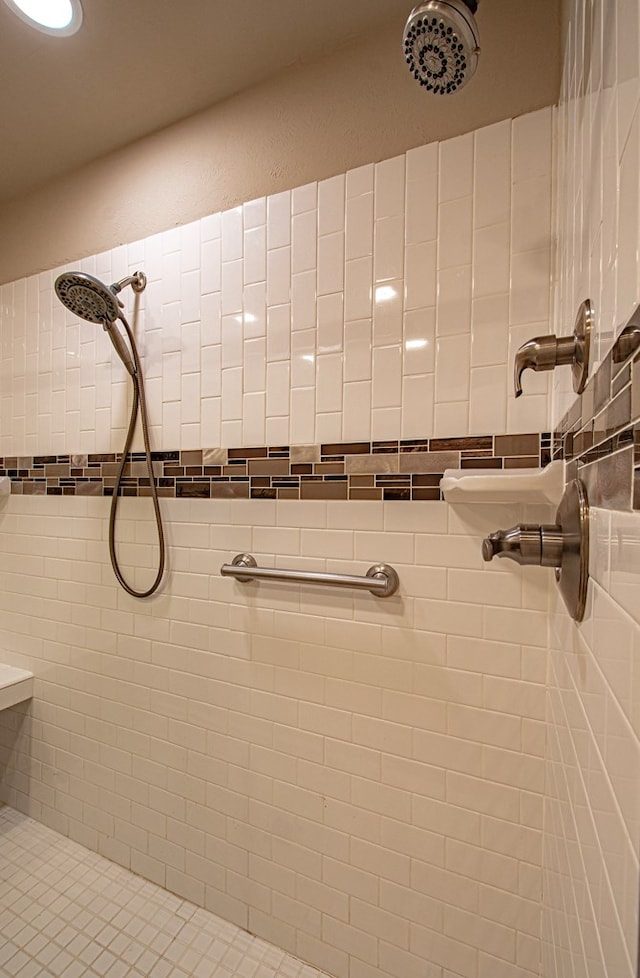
554,311,640,512
4,313,638,507
0,433,551,502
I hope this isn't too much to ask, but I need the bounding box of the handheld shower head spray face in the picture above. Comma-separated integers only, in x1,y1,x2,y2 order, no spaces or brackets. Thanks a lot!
54,270,143,377
55,271,122,325
403,0,480,95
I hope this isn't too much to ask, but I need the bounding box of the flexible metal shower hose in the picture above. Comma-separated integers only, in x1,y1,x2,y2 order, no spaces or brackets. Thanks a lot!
108,314,165,597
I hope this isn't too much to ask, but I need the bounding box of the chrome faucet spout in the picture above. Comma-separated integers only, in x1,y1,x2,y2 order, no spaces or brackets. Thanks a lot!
513,335,576,397
513,338,553,397
512,299,593,399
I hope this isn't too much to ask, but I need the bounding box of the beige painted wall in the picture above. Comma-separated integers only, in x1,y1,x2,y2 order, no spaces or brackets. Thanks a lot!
0,0,560,284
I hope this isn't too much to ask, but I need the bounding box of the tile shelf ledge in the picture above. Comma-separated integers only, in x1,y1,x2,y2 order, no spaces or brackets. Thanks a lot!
440,460,564,505
0,665,34,711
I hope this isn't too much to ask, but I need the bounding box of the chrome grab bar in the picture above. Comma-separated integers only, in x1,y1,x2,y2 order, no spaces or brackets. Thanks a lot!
220,553,400,598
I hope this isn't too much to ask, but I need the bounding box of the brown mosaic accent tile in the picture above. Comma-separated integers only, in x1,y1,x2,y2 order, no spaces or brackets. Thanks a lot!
581,381,594,427
606,386,632,435
612,364,631,397
579,447,633,512
383,487,411,500
494,434,540,457
228,447,267,460
347,454,399,474
248,459,291,476
504,456,540,469
203,448,227,465
412,487,441,500
301,481,348,500
251,487,277,499
290,445,320,463
594,355,612,414
376,475,410,487
151,451,180,462
398,451,458,474
75,482,102,496
398,439,429,453
181,450,204,466
176,483,210,498
349,488,383,500
322,442,370,456
101,462,123,477
412,474,441,486
211,483,249,499
430,436,492,452
460,457,503,469
573,426,594,456
23,482,45,495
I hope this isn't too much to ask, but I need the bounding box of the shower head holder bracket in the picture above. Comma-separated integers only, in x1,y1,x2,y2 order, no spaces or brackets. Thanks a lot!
111,271,147,295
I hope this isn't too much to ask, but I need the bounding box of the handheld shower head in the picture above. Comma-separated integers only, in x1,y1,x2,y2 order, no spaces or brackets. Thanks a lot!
403,0,480,95
55,271,122,325
54,270,147,325
54,270,147,377
54,268,165,598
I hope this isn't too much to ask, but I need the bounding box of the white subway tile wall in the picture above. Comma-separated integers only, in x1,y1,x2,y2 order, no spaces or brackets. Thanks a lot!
0,494,550,978
0,111,553,458
545,1,640,976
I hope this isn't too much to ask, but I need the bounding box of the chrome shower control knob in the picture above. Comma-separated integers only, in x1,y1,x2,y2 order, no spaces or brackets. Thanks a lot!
481,481,590,622
481,524,559,566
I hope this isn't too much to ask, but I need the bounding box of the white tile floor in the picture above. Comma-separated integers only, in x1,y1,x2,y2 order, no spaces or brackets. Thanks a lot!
0,806,331,978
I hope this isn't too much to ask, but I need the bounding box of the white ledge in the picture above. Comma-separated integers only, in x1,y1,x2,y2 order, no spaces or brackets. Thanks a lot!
0,664,34,710
440,460,564,506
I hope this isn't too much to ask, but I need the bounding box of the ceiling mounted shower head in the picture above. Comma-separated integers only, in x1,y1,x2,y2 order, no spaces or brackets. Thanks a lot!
403,0,480,95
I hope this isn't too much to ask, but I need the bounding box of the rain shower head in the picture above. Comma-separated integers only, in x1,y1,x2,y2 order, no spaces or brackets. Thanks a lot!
54,270,146,325
403,0,480,95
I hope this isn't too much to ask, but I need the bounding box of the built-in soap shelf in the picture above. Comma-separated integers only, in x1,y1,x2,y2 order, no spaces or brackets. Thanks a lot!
440,460,564,506
0,477,10,496
0,665,34,710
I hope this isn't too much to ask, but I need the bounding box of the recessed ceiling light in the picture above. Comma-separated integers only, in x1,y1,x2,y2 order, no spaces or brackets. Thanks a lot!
3,0,82,35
